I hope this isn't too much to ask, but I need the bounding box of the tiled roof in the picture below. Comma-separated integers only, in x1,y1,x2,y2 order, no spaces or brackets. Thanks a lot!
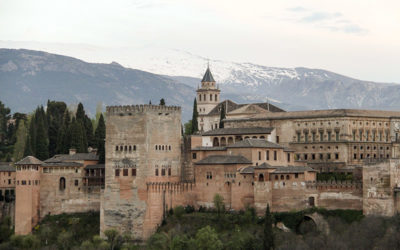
192,147,227,151
0,162,15,172
195,155,252,165
201,67,215,82
225,109,400,122
254,162,277,169
44,153,98,163
273,166,316,174
240,166,254,174
42,162,83,167
203,127,274,136
85,164,105,170
207,100,240,116
227,139,284,148
15,156,43,165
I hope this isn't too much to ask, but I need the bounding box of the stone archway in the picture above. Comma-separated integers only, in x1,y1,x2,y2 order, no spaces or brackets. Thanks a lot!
298,213,330,235
213,137,219,147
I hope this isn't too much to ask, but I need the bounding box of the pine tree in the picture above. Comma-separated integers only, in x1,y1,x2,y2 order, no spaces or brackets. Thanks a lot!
159,98,165,106
219,103,226,128
95,114,106,163
57,110,71,154
191,98,199,134
35,117,49,160
76,103,85,122
13,120,27,161
46,101,67,157
263,204,274,250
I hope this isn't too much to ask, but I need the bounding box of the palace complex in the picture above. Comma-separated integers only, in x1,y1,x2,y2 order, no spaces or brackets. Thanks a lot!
1,66,400,240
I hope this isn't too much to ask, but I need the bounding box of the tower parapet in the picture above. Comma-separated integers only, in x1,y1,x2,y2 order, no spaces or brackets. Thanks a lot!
106,104,181,116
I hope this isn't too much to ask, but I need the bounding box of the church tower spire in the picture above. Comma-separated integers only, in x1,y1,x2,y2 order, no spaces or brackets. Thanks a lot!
196,65,221,131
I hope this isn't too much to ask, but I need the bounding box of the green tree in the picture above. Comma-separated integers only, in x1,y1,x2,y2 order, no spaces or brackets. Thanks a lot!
0,101,11,143
46,100,67,157
194,226,223,250
56,110,71,154
213,194,225,218
70,118,86,153
95,114,106,163
0,216,13,243
263,204,274,250
219,104,225,129
184,120,193,135
13,120,27,161
191,98,199,134
35,117,49,160
104,229,120,250
57,231,73,250
159,98,166,106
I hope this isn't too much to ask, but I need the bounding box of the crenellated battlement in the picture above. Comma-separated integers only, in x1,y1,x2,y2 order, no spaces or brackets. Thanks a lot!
146,181,195,192
306,180,362,189
106,104,181,115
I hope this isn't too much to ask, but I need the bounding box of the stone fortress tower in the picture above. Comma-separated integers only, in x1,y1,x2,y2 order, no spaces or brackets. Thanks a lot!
101,104,183,240
14,156,42,235
196,66,221,131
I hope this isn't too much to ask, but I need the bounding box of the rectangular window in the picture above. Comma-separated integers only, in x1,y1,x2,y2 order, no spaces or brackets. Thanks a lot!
319,154,323,160
295,154,300,160
8,179,11,185
366,131,369,141
312,132,316,142
22,180,26,185
304,132,308,142
297,132,301,142
359,131,363,141
161,169,166,176
353,131,356,141
132,169,136,176
192,153,197,159
206,172,212,179
320,131,324,141
274,151,277,161
386,133,389,142
354,154,357,159
115,169,120,177
258,151,261,160
335,153,339,159
336,131,339,141
312,154,315,160
287,153,290,162
74,180,79,186
276,136,279,143
123,169,128,176
327,153,331,160
266,151,269,160
295,173,299,178
373,131,376,142
304,154,308,160
379,131,383,141
328,131,331,141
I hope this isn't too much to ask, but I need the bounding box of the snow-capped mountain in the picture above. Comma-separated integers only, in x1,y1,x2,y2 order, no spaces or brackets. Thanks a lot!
128,48,400,111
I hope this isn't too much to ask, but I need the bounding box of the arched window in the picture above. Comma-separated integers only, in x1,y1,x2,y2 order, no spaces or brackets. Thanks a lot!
134,145,136,151
259,174,264,182
59,177,66,191
161,168,166,176
275,175,278,180
116,145,119,151
124,146,127,151
155,168,159,176
162,145,164,150
199,95,202,101
169,145,171,151
203,94,206,101
120,146,123,151
129,146,132,151
210,94,213,101
213,137,219,147
220,137,226,146
155,145,158,150
168,167,171,176
286,175,290,180
280,175,284,180
228,137,234,144
215,94,217,101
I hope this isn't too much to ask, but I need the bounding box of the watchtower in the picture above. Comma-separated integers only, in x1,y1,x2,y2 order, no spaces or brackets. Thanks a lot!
101,104,182,240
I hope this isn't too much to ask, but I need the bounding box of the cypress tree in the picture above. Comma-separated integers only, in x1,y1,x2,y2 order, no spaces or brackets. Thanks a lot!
28,115,36,155
13,120,27,161
57,110,71,154
95,114,106,163
47,101,67,157
219,103,226,128
35,118,49,160
84,116,95,147
263,204,274,250
76,103,85,122
70,118,86,153
159,98,165,106
191,98,199,134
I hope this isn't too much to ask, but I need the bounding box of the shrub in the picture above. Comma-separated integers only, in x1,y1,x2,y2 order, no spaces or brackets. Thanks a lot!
174,206,185,219
184,205,195,214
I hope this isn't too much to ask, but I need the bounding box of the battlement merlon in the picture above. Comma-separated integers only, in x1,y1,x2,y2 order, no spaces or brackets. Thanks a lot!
106,104,181,115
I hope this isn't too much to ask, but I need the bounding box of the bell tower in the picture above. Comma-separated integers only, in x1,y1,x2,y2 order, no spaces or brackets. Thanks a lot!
196,66,220,131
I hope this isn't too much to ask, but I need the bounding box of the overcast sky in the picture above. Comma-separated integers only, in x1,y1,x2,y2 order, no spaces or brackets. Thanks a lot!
1,0,400,82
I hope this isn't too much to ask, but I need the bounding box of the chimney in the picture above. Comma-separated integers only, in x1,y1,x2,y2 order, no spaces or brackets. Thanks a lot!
69,148,76,155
